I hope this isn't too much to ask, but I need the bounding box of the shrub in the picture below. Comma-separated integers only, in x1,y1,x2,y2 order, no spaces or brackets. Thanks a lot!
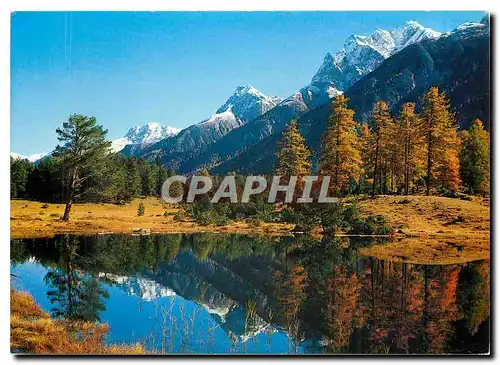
247,218,262,227
40,204,49,209
137,203,145,216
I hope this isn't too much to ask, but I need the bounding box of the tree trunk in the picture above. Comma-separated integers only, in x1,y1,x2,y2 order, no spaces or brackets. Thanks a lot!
63,169,77,221
426,131,432,196
372,137,380,197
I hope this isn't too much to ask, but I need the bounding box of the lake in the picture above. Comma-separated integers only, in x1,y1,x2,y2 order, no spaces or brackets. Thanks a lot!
10,233,490,354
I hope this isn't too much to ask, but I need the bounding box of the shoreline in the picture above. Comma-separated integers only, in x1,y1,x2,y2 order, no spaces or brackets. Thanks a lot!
11,195,490,241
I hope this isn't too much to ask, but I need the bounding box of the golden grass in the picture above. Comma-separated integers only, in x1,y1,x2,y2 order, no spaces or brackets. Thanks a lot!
356,195,490,239
10,197,293,239
359,237,490,265
10,289,145,355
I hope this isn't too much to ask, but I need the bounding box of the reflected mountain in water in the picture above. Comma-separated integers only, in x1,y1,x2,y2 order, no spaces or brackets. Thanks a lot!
11,233,490,354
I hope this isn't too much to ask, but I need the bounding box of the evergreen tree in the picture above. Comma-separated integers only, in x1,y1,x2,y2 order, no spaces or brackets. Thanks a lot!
155,158,168,196
275,119,312,177
421,87,461,194
54,115,111,220
459,119,490,195
319,95,362,195
10,157,34,198
124,158,141,200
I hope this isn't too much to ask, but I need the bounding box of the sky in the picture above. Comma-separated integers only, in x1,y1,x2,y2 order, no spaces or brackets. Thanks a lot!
11,11,485,155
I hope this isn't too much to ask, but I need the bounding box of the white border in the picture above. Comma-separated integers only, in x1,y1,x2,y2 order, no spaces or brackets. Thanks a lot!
3,1,498,364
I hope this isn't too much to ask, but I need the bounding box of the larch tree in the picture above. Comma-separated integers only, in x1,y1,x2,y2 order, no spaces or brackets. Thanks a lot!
397,102,425,195
275,119,312,177
459,119,490,195
421,87,461,194
319,94,362,195
366,100,392,196
359,123,374,193
54,114,111,221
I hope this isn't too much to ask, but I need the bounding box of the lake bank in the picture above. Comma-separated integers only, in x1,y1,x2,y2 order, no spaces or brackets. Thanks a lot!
10,289,145,354
11,195,490,240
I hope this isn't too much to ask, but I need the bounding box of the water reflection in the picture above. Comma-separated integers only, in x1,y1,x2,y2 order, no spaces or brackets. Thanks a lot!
10,233,489,354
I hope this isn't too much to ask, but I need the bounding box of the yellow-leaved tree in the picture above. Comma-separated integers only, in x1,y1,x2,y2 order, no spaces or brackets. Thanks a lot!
275,119,312,177
365,100,393,196
319,94,362,195
421,87,461,194
396,102,426,195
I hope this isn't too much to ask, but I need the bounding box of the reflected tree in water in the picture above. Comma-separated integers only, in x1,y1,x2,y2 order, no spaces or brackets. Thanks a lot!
44,235,109,322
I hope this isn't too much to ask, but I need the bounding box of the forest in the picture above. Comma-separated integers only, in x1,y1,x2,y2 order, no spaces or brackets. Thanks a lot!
10,86,490,230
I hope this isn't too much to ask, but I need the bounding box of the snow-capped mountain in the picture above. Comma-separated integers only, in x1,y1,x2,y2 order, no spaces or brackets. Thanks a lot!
301,21,442,107
111,122,180,153
125,123,180,147
443,19,489,41
135,85,282,162
216,85,283,123
10,152,47,163
98,272,177,301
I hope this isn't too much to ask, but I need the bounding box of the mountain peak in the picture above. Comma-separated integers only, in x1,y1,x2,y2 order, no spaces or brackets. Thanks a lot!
404,20,424,29
216,85,283,123
309,19,442,96
110,122,180,153
234,84,257,94
10,152,47,163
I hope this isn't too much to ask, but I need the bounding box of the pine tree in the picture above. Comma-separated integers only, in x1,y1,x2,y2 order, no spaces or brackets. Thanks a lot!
319,94,362,195
421,87,461,194
124,158,141,200
275,119,312,177
10,157,34,199
54,115,111,220
459,119,490,195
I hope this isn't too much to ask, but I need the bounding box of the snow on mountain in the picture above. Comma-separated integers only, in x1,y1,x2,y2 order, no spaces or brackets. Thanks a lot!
110,122,180,153
216,85,283,123
301,20,442,108
198,107,240,127
443,21,488,41
126,122,180,147
135,85,283,159
10,152,47,163
99,273,176,301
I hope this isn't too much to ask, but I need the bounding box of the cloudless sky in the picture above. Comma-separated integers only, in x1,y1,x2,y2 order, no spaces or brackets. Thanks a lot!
11,11,485,155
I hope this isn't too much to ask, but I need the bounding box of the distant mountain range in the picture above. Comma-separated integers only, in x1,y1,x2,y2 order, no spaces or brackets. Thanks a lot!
154,18,489,175
110,122,181,153
12,17,489,174
10,152,48,163
210,17,490,174
123,85,283,169
129,19,453,173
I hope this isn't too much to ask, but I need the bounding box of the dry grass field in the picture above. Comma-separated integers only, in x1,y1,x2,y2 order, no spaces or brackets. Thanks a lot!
10,289,145,354
356,195,490,239
10,197,293,239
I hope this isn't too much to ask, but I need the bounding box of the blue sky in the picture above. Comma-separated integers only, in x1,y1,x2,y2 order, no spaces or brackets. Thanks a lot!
11,11,485,155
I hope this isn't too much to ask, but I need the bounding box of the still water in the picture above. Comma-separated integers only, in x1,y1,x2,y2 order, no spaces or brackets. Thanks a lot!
11,233,489,354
